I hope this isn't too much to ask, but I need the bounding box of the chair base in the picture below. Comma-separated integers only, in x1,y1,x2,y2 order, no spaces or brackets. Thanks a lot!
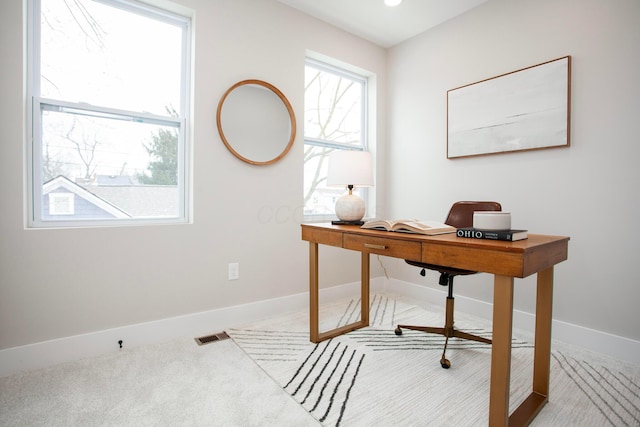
395,296,491,368
395,324,492,344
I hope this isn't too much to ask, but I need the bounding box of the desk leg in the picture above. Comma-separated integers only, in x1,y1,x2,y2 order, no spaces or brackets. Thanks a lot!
308,242,370,343
489,274,514,427
309,242,320,343
493,267,555,426
361,251,370,326
533,268,554,396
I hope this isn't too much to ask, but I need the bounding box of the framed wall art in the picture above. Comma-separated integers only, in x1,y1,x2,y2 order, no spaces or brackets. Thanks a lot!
447,56,571,159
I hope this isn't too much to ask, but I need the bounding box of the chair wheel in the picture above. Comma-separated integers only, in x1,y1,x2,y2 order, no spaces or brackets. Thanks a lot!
440,358,451,369
394,327,403,335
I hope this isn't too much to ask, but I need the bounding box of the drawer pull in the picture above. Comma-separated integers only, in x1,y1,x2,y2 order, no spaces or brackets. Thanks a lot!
364,243,387,250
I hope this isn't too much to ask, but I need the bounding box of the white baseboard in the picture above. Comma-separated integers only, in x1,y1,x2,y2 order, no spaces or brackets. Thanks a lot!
0,278,385,378
383,278,640,366
2,276,638,377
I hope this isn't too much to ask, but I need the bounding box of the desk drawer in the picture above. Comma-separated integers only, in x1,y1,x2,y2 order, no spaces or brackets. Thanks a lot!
344,234,421,261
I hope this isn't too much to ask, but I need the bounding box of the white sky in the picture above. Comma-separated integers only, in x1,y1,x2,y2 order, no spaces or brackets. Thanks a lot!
39,0,184,178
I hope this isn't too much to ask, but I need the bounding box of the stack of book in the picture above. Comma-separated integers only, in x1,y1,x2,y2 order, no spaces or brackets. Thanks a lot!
456,227,528,241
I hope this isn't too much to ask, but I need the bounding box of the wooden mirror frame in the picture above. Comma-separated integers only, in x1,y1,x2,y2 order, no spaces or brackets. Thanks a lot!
216,79,296,166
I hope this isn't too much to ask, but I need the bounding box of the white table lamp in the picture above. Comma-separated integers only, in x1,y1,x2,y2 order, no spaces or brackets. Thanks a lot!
327,151,373,225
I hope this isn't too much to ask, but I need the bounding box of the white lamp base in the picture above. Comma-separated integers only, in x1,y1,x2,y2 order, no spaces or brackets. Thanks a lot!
334,193,365,223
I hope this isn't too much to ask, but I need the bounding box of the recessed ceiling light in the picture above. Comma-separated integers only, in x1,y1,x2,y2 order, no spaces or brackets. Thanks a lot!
384,0,402,6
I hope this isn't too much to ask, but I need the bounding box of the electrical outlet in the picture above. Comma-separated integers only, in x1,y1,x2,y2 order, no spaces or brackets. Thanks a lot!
228,262,239,280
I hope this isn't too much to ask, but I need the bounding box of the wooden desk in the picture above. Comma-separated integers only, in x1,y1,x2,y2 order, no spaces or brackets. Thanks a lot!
301,223,569,427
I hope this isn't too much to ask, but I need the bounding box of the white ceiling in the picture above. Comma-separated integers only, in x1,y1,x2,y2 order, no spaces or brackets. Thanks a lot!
276,0,488,48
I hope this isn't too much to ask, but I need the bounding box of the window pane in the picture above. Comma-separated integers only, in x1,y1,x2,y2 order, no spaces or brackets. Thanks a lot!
304,65,363,146
304,145,332,216
303,145,369,217
304,61,368,218
31,0,190,227
40,0,183,116
40,107,179,220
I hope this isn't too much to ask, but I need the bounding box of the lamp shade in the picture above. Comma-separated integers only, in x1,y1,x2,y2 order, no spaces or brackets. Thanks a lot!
326,151,373,187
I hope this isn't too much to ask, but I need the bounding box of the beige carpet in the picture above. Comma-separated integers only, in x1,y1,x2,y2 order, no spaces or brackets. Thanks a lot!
2,293,638,426
0,335,319,426
227,294,640,427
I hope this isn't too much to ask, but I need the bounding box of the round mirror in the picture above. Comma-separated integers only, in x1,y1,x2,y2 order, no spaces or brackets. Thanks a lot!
216,79,296,166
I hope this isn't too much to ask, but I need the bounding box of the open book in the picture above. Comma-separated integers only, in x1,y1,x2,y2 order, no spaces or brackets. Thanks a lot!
361,219,456,235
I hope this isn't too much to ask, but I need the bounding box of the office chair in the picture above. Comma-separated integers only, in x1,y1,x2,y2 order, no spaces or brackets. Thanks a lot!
394,201,502,369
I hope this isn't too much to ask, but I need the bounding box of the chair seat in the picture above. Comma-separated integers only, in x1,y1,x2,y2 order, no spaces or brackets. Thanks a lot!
405,259,476,277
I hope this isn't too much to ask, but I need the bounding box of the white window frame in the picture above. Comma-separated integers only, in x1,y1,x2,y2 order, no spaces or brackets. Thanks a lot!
303,57,374,222
26,0,192,228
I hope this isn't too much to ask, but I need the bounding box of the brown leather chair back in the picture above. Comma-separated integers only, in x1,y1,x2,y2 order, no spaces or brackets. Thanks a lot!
444,201,502,228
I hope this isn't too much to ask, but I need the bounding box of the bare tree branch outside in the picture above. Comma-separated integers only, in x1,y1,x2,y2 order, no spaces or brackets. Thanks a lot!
304,62,367,215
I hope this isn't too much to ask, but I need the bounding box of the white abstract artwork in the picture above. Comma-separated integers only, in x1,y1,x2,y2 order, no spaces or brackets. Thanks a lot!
447,56,570,158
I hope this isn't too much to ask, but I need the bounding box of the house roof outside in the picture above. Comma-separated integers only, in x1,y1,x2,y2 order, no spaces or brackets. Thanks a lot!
43,175,178,219
87,185,178,217
95,175,138,186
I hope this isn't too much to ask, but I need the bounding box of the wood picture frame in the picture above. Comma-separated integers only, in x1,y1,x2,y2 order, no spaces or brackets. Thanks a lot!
447,56,571,159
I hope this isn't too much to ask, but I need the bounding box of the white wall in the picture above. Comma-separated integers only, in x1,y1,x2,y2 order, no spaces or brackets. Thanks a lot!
385,0,640,343
0,0,386,351
2,0,639,369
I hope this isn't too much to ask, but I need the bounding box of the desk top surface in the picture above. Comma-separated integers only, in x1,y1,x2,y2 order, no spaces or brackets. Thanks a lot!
301,222,568,250
301,223,570,277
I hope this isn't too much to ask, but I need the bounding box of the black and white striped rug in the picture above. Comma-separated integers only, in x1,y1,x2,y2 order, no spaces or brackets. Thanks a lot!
227,294,640,426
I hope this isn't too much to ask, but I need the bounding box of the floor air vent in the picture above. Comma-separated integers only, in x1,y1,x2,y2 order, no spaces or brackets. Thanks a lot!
195,331,230,346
